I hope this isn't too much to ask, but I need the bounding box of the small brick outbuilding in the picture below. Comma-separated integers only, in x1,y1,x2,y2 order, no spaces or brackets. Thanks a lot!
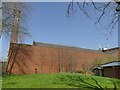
93,61,120,79
101,61,120,79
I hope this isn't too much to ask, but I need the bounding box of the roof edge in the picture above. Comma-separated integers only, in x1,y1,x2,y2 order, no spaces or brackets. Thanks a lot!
33,41,105,54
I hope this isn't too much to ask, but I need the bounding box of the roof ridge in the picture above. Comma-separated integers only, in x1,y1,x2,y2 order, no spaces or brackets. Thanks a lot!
33,41,104,53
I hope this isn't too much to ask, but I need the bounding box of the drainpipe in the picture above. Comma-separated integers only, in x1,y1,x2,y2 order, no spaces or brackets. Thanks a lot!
115,2,120,79
116,2,120,60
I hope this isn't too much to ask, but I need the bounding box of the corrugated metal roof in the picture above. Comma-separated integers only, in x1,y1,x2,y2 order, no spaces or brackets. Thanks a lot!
101,61,120,67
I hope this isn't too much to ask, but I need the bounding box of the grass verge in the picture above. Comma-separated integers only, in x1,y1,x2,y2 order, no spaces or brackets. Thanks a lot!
2,73,120,89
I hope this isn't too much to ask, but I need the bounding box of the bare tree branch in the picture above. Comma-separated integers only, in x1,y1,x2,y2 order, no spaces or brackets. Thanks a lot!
95,2,111,24
67,1,119,38
76,2,89,17
1,2,31,42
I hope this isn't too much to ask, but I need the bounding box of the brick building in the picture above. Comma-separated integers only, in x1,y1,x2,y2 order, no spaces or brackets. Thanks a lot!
6,9,119,75
101,61,120,79
93,61,120,79
6,41,117,75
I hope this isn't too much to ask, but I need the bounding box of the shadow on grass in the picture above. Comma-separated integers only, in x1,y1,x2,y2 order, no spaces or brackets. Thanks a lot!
58,75,119,90
3,82,17,86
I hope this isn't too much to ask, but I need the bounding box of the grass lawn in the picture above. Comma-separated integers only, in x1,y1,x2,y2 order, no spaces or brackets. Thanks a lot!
2,73,120,89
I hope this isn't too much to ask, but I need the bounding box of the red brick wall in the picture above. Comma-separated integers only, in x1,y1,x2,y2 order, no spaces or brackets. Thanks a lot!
7,43,113,75
103,66,120,79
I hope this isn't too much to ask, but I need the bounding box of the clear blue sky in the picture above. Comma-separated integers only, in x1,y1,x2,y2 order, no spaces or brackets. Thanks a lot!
1,2,118,60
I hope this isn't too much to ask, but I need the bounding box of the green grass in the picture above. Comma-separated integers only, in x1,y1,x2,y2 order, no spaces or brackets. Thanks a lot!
2,73,120,89
0,77,2,89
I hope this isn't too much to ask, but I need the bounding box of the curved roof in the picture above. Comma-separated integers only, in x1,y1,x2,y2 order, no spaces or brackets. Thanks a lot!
101,61,120,67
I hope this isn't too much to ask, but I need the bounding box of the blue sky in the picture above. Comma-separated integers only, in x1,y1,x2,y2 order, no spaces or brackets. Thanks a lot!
0,2,118,60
